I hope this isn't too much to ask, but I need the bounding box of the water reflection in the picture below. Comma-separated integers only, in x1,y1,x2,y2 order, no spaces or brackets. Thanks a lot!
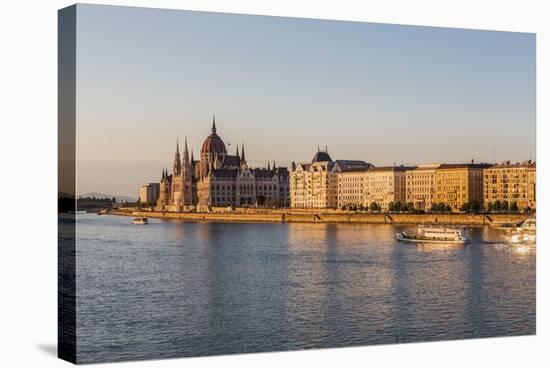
73,215,536,363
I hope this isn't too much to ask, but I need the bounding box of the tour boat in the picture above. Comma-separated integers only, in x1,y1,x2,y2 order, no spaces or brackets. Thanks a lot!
396,225,470,244
520,217,536,232
132,217,148,225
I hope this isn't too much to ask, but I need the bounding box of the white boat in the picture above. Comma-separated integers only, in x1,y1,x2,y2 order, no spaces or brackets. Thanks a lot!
396,225,470,244
520,217,536,232
132,217,148,225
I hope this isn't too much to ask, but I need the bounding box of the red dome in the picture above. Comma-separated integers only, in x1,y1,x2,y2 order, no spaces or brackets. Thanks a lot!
201,133,226,155
200,117,227,155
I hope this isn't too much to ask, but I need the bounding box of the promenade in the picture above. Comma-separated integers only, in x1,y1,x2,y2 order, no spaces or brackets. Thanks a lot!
111,209,530,225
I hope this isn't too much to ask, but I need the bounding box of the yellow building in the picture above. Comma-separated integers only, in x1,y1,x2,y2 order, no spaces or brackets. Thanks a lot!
434,163,490,211
337,169,368,209
337,166,411,211
483,160,536,211
528,162,536,209
363,166,410,211
405,164,439,211
290,149,371,209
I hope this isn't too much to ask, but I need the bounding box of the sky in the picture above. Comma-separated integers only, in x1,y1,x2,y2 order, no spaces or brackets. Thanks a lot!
74,4,535,198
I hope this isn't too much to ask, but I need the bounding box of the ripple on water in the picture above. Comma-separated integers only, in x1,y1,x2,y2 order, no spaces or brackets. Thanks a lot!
71,215,536,363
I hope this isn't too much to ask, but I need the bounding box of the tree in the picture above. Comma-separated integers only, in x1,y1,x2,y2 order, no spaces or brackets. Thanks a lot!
460,202,470,212
445,205,452,212
370,202,379,212
493,200,502,211
510,201,519,212
407,202,414,212
358,203,364,212
487,202,493,212
341,205,347,211
388,202,395,212
502,200,509,211
394,201,402,212
471,200,481,213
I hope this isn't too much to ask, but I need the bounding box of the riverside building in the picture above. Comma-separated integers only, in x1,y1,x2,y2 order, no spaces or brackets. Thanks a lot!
290,148,371,209
336,166,413,211
483,160,536,211
139,183,160,205
434,162,491,212
405,164,440,211
363,166,412,211
156,116,289,212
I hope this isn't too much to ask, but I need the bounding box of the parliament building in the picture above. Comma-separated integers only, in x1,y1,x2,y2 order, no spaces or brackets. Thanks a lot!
156,116,289,211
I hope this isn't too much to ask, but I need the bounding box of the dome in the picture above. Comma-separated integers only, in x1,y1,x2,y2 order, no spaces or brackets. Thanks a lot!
201,117,227,155
312,150,332,163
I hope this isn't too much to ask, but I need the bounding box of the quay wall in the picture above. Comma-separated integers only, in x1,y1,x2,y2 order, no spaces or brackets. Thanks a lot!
112,210,529,225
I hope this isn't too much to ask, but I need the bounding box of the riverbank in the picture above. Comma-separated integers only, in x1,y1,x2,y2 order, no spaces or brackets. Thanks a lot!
110,209,529,225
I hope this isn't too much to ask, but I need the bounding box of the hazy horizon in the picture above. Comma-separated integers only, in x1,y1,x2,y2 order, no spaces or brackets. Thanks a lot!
74,4,535,197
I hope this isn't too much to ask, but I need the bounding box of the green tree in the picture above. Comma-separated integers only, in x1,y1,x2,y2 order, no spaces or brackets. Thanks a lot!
341,205,347,211
471,200,481,213
460,202,470,212
445,205,452,212
493,200,501,211
388,202,394,212
370,202,379,212
394,201,402,212
510,201,519,212
487,202,493,212
502,200,509,211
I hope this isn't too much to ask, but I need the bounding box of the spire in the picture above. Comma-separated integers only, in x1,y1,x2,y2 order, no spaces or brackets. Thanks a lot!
190,149,194,164
241,143,246,162
325,145,328,152
212,113,216,134
317,145,320,152
183,136,189,165
173,139,182,174
273,160,276,170
162,169,165,180
235,144,239,158
268,161,271,170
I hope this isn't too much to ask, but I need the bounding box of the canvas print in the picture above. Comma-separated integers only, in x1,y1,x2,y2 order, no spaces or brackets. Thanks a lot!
58,4,536,364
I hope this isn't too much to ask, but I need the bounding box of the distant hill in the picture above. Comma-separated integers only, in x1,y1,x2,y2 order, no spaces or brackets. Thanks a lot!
79,192,137,203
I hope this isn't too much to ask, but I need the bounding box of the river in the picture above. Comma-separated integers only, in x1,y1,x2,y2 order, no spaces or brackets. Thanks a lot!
70,214,535,363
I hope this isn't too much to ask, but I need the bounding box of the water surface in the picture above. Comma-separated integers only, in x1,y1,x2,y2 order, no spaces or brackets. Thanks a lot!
72,214,536,363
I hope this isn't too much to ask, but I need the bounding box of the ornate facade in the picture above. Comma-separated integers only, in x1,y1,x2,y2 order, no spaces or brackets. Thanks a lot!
157,117,289,211
434,163,491,211
483,160,536,211
405,164,440,211
337,166,413,211
290,148,372,209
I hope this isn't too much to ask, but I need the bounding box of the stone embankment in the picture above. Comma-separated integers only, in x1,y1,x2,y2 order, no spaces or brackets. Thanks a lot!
111,209,529,225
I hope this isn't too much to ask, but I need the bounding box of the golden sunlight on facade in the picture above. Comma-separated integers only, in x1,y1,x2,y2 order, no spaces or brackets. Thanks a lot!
483,160,536,211
434,163,490,211
405,164,439,211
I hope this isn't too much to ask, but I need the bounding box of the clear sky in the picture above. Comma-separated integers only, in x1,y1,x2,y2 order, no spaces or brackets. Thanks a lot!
74,4,535,198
